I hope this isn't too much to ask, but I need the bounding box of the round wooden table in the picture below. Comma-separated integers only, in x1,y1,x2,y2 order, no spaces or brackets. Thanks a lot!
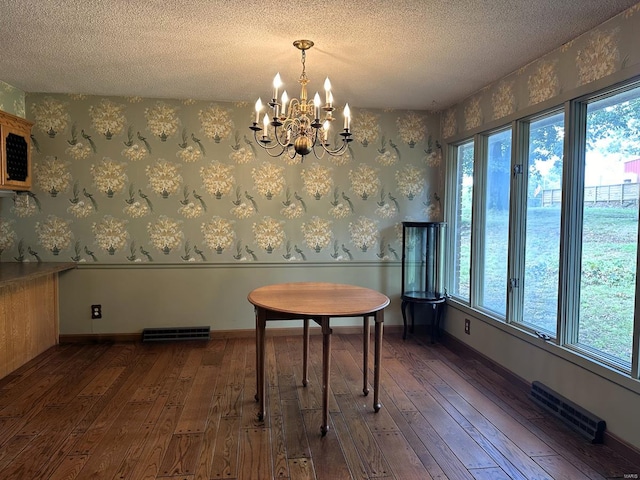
248,282,390,435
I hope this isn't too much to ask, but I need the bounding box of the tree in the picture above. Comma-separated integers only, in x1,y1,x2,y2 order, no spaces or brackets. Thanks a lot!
586,96,640,158
487,132,511,211
529,119,564,198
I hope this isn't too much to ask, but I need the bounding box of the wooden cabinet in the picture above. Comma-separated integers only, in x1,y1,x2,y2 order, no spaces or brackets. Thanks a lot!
0,263,75,378
0,110,33,191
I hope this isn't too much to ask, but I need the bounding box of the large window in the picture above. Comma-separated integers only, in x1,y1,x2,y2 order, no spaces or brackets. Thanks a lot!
521,111,564,335
447,80,640,376
479,129,511,317
577,88,640,367
452,141,474,300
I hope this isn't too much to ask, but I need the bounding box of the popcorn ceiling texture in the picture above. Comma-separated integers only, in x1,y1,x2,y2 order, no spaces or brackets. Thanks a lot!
0,0,638,111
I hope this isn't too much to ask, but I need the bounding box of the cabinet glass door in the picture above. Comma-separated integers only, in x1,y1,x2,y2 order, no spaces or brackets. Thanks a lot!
402,222,446,300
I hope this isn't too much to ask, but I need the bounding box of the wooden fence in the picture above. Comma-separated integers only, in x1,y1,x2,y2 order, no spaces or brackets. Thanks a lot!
541,182,640,206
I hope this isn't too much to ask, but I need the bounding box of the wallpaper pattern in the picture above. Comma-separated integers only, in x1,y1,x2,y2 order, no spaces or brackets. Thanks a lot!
0,81,25,118
442,3,640,140
0,95,441,263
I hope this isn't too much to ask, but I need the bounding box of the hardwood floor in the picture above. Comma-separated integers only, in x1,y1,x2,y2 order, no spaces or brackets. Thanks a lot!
0,331,638,479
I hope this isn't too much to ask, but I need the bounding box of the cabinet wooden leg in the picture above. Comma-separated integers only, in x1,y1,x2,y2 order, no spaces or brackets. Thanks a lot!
409,303,415,334
401,300,408,340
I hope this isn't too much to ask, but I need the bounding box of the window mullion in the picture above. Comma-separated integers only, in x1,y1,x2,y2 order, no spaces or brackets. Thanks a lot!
470,133,487,308
444,143,459,298
633,244,640,378
558,100,586,346
507,120,528,324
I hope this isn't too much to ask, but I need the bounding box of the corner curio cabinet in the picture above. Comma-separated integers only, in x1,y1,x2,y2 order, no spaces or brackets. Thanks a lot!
401,221,447,342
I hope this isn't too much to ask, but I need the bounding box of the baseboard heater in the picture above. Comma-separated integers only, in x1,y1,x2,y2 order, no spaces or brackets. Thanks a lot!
142,326,210,342
529,381,605,443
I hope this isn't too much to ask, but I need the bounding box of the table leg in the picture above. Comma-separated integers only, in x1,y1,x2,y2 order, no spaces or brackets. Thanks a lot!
373,310,383,413
255,307,260,402
302,318,309,387
320,316,332,436
255,307,266,421
362,316,370,396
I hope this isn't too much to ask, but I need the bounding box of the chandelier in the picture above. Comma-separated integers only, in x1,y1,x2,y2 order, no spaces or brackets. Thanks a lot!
250,39,352,161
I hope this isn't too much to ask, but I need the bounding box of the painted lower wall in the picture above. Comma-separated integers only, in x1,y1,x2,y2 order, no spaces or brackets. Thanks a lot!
58,262,404,335
445,302,640,451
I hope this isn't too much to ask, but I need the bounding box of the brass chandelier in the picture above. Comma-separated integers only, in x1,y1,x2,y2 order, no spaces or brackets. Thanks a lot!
250,40,352,160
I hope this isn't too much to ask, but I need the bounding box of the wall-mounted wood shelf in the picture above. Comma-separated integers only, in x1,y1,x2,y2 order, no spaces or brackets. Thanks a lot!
0,110,33,192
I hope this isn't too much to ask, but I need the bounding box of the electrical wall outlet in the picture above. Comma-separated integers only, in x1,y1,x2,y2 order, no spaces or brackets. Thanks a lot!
91,305,102,319
464,318,471,335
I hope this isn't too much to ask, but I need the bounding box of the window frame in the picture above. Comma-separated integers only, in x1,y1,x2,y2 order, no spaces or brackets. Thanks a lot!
509,109,566,337
446,139,475,303
444,77,640,381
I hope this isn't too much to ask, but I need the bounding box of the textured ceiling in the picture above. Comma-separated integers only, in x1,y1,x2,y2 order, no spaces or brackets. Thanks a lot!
1,0,638,111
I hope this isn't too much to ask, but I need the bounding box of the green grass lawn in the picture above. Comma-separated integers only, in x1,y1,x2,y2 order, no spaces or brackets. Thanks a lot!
457,204,637,366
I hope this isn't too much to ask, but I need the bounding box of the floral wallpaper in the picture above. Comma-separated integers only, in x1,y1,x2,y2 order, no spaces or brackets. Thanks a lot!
0,94,442,263
442,3,640,140
0,81,25,118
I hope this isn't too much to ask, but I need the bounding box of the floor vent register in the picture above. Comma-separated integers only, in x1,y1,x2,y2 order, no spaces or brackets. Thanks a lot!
141,326,211,342
530,380,605,443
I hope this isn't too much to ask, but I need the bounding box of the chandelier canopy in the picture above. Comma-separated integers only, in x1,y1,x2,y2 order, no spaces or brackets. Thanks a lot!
250,40,352,161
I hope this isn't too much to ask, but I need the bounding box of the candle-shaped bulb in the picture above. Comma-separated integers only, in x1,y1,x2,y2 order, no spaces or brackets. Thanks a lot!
255,98,263,124
281,91,289,116
343,103,351,130
263,113,269,137
313,92,321,119
328,91,334,105
323,120,330,142
324,77,332,104
273,73,282,100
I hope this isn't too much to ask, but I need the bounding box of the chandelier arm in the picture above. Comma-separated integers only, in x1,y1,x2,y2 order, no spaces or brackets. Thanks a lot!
271,124,293,149
259,144,290,158
252,130,288,156
313,139,352,157
310,143,326,161
311,125,353,157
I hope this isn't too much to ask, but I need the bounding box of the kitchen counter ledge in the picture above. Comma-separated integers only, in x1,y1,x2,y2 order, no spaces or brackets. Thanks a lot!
0,262,76,288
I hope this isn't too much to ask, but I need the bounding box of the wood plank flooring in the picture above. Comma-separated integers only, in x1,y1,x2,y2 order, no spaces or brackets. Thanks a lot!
0,331,638,479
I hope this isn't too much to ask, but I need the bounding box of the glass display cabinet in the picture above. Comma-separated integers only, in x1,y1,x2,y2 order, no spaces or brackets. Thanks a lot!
401,221,447,342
